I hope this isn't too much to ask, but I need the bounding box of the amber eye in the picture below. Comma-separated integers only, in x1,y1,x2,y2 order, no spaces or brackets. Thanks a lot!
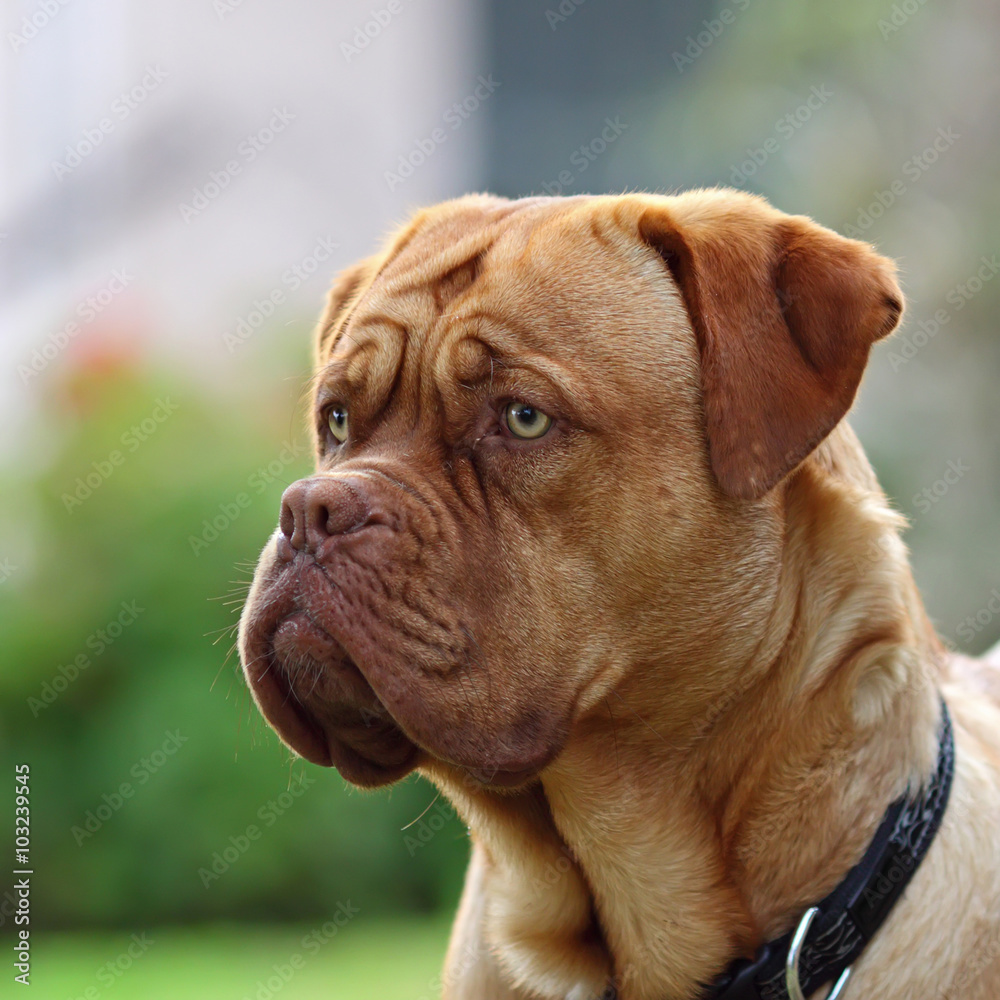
504,401,552,440
327,406,348,443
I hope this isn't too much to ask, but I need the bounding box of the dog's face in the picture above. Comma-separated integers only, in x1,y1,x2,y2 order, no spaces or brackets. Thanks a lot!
239,191,901,789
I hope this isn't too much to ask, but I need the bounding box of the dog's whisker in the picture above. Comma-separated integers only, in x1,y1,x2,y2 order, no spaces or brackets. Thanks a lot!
205,623,238,639
401,788,443,831
210,646,240,692
307,666,326,701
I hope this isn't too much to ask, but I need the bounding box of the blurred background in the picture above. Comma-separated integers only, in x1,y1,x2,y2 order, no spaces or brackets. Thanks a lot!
1,1,998,997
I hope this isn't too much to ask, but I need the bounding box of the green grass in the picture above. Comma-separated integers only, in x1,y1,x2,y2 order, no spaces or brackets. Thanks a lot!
28,916,453,999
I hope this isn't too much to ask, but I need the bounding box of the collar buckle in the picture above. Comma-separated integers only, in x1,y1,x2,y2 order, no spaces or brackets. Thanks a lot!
785,907,852,1000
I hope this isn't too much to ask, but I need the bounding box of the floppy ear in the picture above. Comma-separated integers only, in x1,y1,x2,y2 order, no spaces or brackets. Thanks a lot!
637,192,903,500
314,256,380,365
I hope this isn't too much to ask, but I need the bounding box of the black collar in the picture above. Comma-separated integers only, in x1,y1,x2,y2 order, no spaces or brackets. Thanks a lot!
702,698,955,1000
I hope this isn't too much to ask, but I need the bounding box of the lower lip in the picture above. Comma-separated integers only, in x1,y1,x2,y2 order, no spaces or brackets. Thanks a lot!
245,653,334,767
328,736,420,786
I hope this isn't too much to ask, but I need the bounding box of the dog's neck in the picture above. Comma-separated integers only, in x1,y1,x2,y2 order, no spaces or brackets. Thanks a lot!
440,437,946,1000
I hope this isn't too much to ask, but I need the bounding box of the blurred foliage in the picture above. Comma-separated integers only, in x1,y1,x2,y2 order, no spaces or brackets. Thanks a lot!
0,341,468,930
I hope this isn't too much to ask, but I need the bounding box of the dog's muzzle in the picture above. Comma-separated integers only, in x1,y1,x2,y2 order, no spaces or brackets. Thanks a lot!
240,476,421,786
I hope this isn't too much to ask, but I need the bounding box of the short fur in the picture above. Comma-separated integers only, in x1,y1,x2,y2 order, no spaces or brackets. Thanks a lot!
239,190,1000,999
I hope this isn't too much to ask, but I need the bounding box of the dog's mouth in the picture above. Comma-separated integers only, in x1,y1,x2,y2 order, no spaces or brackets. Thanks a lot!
240,552,572,791
244,610,558,789
246,613,420,787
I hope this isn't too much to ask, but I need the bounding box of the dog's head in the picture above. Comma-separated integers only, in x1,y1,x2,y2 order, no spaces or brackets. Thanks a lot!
238,190,901,788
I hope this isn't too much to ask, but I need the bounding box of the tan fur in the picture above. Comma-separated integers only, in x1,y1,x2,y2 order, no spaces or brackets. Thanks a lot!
239,190,1000,999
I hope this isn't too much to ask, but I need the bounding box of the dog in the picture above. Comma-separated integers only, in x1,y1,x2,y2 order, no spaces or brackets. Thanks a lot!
238,189,1000,999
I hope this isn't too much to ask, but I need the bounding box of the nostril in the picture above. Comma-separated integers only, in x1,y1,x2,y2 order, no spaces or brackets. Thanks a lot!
278,480,310,551
283,477,374,552
279,500,295,541
309,500,369,539
313,503,333,539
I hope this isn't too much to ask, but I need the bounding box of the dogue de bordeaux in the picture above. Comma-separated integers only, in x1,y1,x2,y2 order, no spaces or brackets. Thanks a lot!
239,189,1000,999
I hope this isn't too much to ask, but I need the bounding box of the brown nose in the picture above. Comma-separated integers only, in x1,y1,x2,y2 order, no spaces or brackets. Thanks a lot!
279,477,371,553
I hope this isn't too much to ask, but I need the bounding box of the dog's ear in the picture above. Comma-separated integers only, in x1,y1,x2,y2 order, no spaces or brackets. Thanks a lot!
314,256,380,365
638,192,903,500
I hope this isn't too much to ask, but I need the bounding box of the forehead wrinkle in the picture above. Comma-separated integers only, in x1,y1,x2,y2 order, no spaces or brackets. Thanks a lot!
441,311,590,408
430,328,491,397
423,326,491,438
331,196,582,354
324,247,432,356
426,319,599,440
319,323,407,417
375,211,526,303
334,198,559,351
319,200,587,420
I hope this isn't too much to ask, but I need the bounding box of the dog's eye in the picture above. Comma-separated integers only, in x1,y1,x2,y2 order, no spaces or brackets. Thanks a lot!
327,406,349,444
504,401,551,440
